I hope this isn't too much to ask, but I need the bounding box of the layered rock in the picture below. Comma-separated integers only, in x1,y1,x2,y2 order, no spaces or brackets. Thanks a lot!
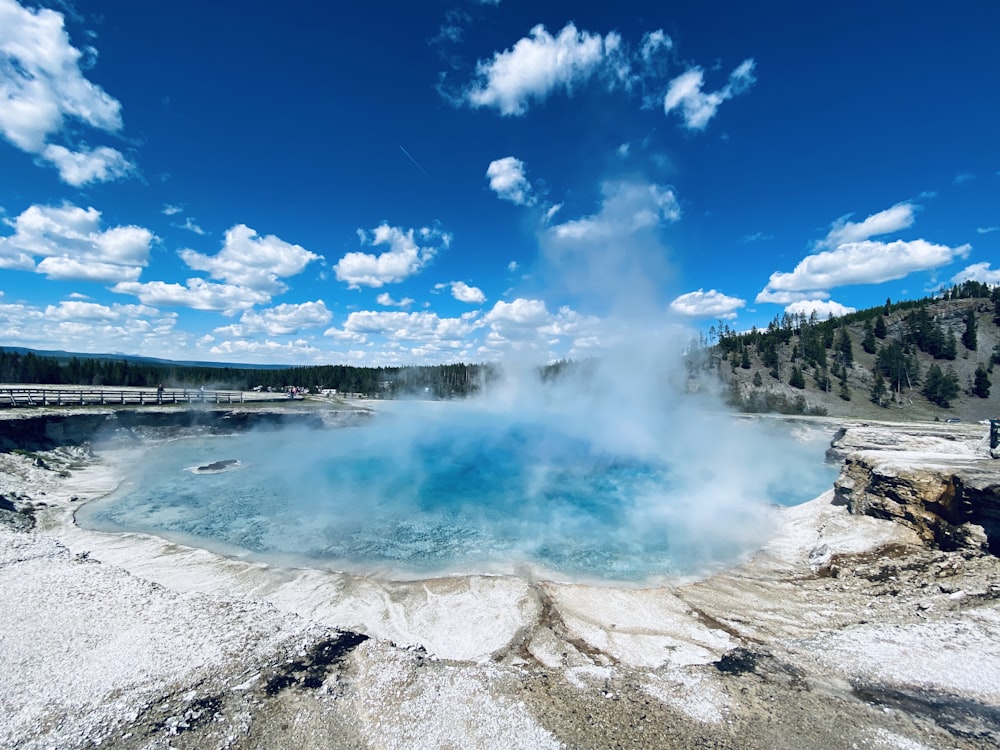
831,423,1000,554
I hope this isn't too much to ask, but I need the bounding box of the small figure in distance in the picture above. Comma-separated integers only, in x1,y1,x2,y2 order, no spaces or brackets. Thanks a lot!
156,383,164,404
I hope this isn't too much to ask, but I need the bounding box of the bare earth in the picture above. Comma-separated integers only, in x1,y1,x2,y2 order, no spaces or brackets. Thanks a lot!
1,417,999,749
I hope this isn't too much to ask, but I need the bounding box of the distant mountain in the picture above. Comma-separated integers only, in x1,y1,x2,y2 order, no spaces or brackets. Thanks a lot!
0,347,287,371
690,285,1000,423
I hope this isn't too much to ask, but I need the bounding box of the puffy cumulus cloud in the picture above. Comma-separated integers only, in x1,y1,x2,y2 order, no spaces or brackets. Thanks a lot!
481,298,600,350
0,203,153,281
43,299,157,322
334,223,451,288
464,23,620,116
41,144,134,186
754,288,829,305
783,299,856,319
760,238,970,296
437,280,486,304
112,277,270,315
213,300,332,338
36,256,142,283
323,327,367,344
376,292,415,308
663,58,755,130
0,295,176,353
548,180,680,243
817,202,916,250
341,309,479,343
951,262,1000,285
0,0,134,184
207,338,322,364
669,289,746,319
179,224,319,294
486,156,534,205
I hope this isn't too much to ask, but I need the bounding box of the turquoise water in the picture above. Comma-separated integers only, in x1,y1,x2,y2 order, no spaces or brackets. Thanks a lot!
78,406,838,581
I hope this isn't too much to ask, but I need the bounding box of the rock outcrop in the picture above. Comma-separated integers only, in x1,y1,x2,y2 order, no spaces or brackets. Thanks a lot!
830,423,1000,554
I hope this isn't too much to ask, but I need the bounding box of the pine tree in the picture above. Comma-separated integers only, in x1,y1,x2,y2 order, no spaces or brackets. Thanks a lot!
789,366,806,389
973,363,991,398
752,370,763,387
835,326,853,366
871,370,887,406
962,308,977,351
740,347,751,369
838,371,851,401
861,321,877,354
874,315,887,339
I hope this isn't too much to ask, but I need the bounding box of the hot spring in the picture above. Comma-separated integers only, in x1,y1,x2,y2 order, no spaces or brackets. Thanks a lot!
77,401,838,583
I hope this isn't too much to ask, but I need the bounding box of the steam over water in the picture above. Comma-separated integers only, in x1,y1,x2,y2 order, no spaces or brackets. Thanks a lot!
79,400,837,583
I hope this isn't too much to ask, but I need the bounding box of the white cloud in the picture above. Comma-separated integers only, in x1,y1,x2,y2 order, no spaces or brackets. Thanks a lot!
376,292,415,308
0,202,153,281
669,289,746,319
340,309,479,343
548,180,680,242
41,143,134,186
754,289,829,305
43,299,157,322
444,280,486,304
783,299,856,319
976,226,999,235
177,216,206,235
0,295,177,354
639,29,672,62
817,202,916,250
162,204,183,216
465,23,619,116
951,262,1000,285
760,238,970,295
663,58,755,130
214,300,332,337
113,278,271,315
179,224,319,294
334,223,450,288
0,0,134,184
486,156,534,205
507,260,519,272
208,338,322,363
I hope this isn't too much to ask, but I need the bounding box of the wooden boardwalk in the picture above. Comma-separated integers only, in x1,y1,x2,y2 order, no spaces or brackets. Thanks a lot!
0,385,292,408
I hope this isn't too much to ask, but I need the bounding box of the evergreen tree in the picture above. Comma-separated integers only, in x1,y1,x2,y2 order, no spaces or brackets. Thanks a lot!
740,347,751,369
871,370,887,406
835,326,853,366
789,366,806,389
962,308,977,350
973,363,991,398
861,320,877,354
838,371,851,401
874,315,887,339
923,364,960,407
752,370,763,387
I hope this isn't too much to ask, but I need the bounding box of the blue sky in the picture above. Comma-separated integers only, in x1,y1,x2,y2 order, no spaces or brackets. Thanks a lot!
1,0,997,366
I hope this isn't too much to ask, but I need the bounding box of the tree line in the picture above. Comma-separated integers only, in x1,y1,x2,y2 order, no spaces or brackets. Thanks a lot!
0,348,496,399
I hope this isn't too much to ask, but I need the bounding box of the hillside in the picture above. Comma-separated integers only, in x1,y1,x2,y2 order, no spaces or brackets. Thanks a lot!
689,283,1000,423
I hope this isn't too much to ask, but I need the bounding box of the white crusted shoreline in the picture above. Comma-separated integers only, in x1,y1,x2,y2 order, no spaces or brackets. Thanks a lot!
2,418,999,749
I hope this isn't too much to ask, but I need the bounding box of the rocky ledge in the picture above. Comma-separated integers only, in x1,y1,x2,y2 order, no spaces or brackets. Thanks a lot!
831,423,1000,554
0,403,372,451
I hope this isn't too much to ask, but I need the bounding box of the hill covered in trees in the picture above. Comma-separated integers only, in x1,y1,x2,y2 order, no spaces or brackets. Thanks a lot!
686,281,1000,422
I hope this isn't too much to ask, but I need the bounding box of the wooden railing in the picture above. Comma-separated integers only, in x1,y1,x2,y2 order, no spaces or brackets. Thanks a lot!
0,385,264,408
